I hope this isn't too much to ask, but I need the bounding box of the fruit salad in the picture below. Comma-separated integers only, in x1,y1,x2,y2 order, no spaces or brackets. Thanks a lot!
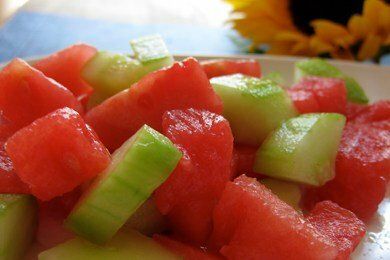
0,35,388,260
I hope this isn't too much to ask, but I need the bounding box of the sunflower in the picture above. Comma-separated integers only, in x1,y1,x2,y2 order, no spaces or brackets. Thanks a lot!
226,0,390,61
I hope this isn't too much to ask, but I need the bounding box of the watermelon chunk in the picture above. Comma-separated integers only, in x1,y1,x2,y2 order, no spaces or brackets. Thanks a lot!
85,58,223,151
303,122,389,220
289,76,347,114
5,108,111,201
201,59,261,78
307,201,366,259
345,102,367,121
209,175,337,259
34,44,97,103
231,145,259,178
154,109,233,245
154,235,222,260
352,100,390,124
0,59,82,129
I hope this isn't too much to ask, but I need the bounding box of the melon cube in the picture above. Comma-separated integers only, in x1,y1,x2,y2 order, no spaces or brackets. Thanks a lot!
0,59,83,129
307,201,366,259
200,59,261,79
85,57,223,151
34,44,97,102
5,108,110,201
209,175,337,259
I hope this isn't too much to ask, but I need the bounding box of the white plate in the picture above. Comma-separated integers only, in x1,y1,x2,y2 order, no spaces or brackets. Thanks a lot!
1,54,390,259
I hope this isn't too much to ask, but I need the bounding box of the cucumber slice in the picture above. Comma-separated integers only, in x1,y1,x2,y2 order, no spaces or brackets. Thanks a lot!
211,74,297,145
38,230,181,260
82,51,143,101
295,58,368,104
254,113,346,186
0,194,37,260
66,125,182,244
130,34,174,73
123,198,167,236
260,178,301,210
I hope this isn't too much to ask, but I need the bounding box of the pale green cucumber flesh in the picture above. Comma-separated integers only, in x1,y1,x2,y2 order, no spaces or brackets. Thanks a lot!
66,125,182,244
38,230,182,260
130,34,174,67
82,51,143,97
0,194,37,260
211,74,297,146
254,113,346,186
123,198,167,236
295,58,369,104
260,178,301,210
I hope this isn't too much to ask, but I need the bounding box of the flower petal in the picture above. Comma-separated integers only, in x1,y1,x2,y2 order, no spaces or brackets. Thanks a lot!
311,19,355,48
358,33,382,60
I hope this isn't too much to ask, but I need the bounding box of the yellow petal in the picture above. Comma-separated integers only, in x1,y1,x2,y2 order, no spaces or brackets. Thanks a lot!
309,36,335,55
311,19,355,48
358,33,382,60
274,31,307,42
348,15,370,39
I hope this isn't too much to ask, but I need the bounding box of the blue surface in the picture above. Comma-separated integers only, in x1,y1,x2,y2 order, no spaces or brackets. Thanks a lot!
0,11,242,62
0,11,388,65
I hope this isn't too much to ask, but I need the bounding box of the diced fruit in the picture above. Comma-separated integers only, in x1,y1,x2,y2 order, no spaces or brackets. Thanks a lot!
303,121,389,220
85,58,223,151
289,76,347,114
346,102,367,121
5,108,110,201
66,125,181,244
288,88,320,114
307,201,366,259
123,198,167,236
231,145,262,179
38,230,181,260
0,59,82,129
154,109,233,245
0,194,37,260
83,35,174,107
34,44,97,102
209,175,337,259
254,113,346,186
211,75,297,145
352,100,390,123
295,58,368,104
262,71,285,86
0,143,29,194
201,59,261,78
130,34,174,72
154,235,222,260
260,178,301,210
82,51,143,105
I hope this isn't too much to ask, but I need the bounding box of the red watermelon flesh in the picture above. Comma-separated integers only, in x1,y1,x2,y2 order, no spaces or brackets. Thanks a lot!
34,44,97,103
200,59,261,79
303,122,389,221
352,100,390,124
85,58,223,151
307,201,366,260
345,102,367,121
209,175,337,259
154,109,233,245
289,76,347,114
154,235,222,260
0,59,83,129
5,107,111,201
287,88,320,114
231,145,263,179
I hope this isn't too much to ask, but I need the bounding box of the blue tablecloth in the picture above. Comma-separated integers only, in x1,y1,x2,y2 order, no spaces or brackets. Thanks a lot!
0,11,389,65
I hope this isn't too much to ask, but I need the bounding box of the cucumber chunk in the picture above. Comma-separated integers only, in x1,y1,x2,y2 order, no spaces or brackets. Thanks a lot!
211,74,297,145
260,178,301,210
38,230,181,260
123,198,167,236
66,125,182,244
130,34,174,72
254,113,346,186
295,58,368,104
0,194,37,260
83,35,173,106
